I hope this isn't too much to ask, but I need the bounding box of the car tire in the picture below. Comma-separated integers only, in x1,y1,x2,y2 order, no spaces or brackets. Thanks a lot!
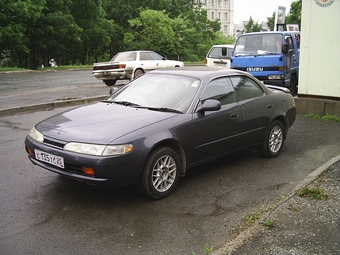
133,69,144,79
259,120,285,158
140,147,180,200
104,80,117,86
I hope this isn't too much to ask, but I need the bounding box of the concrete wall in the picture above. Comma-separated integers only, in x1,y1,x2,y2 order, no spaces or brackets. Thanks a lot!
298,0,340,98
295,98,340,118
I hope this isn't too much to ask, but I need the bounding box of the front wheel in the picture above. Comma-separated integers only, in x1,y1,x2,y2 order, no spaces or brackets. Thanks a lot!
259,120,285,158
139,147,180,200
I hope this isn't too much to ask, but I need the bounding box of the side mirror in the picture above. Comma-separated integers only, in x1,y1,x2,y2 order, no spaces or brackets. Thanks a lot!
197,99,221,113
282,44,288,54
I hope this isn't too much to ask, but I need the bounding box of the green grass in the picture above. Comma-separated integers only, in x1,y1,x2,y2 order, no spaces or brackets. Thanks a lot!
0,65,92,72
184,61,205,65
301,113,340,122
1,62,203,72
243,205,274,225
297,186,328,199
192,244,213,255
263,218,275,228
0,67,29,72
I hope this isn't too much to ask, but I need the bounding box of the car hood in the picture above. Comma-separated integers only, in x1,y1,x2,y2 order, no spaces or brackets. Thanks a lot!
36,102,177,144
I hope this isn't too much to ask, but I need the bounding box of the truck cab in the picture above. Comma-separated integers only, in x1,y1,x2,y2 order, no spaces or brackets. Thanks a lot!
231,31,300,95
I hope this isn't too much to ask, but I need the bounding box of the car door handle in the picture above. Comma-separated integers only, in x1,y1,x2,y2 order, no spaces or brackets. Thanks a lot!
266,104,273,109
230,113,239,119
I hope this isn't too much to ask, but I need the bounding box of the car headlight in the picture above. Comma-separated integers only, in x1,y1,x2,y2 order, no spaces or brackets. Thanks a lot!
29,127,44,143
63,142,133,156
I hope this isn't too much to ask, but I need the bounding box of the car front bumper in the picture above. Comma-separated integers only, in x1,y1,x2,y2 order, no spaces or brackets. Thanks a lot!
25,136,143,186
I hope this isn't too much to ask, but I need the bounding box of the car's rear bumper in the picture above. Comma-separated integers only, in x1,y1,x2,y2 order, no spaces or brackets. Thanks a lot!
92,69,133,80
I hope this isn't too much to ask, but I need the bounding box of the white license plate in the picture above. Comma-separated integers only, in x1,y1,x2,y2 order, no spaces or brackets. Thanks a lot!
214,63,226,67
35,149,64,169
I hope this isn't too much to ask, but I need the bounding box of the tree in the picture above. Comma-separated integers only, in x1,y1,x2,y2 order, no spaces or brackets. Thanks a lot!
244,16,262,33
36,0,83,67
181,5,221,61
267,12,275,31
286,0,302,27
71,0,114,64
0,0,46,68
125,9,176,57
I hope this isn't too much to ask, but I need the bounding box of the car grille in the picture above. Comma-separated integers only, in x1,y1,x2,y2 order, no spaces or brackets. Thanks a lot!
43,137,66,149
64,162,84,175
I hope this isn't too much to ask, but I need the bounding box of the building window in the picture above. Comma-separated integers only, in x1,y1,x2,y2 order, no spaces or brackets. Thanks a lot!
224,12,228,19
224,0,227,5
211,0,214,5
211,11,215,19
223,25,228,32
218,0,221,6
218,12,221,19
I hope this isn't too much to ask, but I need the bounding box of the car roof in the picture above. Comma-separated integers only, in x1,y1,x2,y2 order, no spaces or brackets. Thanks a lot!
239,31,300,36
149,67,248,79
119,50,155,53
209,44,234,48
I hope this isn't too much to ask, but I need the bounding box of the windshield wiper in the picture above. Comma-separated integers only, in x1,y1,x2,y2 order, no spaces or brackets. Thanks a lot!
113,101,141,107
146,107,182,114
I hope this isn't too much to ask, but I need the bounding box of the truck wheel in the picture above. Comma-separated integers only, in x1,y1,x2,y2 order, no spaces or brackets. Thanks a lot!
288,76,297,95
104,80,117,86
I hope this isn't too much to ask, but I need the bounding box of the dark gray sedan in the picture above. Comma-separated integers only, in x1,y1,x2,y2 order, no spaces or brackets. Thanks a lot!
25,68,296,199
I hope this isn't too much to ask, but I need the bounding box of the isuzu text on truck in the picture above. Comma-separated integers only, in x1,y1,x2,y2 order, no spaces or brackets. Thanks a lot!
230,31,300,95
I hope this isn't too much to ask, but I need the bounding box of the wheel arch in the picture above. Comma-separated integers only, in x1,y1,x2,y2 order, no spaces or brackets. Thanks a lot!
270,115,288,139
131,67,145,80
145,139,187,177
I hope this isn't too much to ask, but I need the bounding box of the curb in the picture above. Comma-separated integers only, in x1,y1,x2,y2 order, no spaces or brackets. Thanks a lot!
212,154,340,255
0,95,106,117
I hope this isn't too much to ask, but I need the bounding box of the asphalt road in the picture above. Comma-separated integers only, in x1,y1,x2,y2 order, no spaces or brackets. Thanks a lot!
1,70,340,254
0,69,116,110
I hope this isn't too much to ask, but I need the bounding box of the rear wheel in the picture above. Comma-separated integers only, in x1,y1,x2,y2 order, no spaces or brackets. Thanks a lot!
104,80,117,86
133,69,144,79
259,120,284,158
140,147,180,199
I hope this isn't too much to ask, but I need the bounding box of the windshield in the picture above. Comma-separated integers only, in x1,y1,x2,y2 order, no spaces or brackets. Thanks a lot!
233,34,283,56
105,74,201,113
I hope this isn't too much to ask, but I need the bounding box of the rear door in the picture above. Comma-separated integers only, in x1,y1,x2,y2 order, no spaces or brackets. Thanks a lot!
230,76,275,146
139,52,160,72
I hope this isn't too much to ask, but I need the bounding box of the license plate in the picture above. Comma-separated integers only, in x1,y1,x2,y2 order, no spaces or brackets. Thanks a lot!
35,149,64,169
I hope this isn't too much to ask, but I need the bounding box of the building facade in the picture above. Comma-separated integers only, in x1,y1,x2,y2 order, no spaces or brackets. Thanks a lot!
196,0,234,37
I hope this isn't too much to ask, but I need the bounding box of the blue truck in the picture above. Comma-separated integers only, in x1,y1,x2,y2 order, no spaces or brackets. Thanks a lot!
230,31,300,95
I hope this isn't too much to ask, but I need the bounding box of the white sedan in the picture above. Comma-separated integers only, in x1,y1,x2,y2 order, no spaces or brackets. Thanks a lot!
92,50,184,86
